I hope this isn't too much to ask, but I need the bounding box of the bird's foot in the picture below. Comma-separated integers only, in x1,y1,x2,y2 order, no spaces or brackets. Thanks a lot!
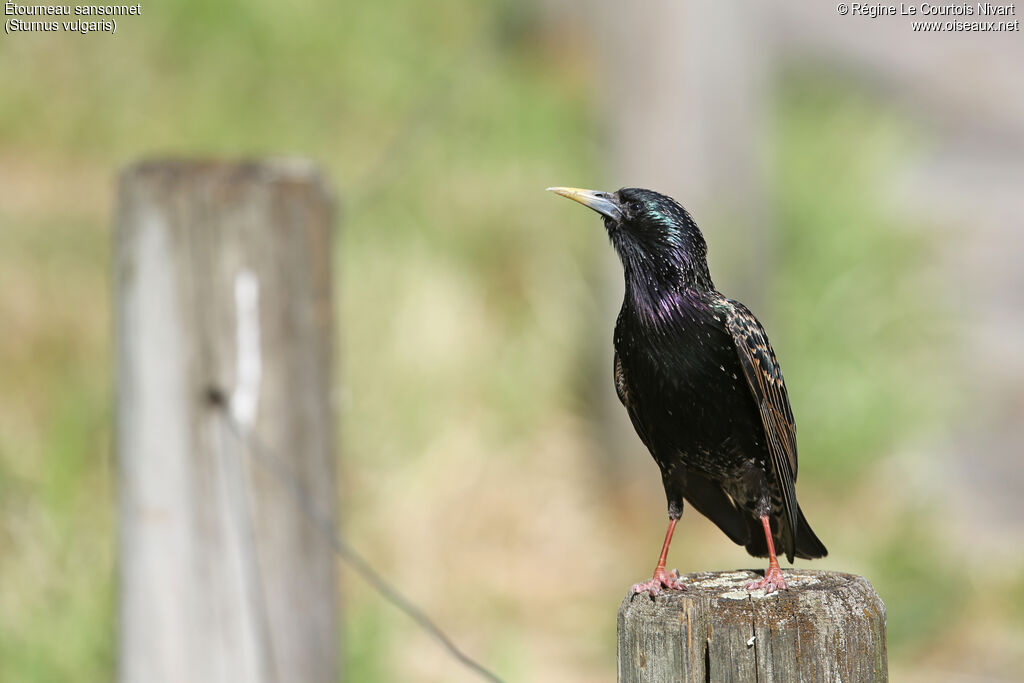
745,565,788,594
631,567,687,596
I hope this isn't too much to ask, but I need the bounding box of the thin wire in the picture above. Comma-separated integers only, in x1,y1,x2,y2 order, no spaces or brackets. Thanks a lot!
215,418,280,683
201,33,504,683
209,392,504,683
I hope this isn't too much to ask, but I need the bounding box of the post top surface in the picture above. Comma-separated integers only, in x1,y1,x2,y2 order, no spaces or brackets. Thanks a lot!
121,157,328,187
621,569,881,612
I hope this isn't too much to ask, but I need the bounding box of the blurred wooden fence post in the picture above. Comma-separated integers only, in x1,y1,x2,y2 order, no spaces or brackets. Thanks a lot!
116,160,338,683
618,569,887,682
588,0,773,472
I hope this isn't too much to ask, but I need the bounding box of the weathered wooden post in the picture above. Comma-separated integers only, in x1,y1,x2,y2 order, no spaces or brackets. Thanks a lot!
116,160,338,683
618,569,887,682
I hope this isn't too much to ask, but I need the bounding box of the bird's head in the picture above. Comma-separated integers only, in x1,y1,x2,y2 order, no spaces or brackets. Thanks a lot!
547,186,713,291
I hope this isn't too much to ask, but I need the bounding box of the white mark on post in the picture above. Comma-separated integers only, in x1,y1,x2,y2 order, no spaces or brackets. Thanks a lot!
231,269,262,432
747,635,756,647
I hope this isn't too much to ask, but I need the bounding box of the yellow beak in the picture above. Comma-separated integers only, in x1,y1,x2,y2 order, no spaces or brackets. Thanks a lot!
546,187,623,221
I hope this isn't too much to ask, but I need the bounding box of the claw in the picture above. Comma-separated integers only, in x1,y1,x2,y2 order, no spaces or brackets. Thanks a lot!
632,567,687,596
745,565,787,594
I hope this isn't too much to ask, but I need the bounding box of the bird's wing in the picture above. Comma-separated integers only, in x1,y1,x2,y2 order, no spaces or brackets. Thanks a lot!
614,350,656,452
614,351,629,406
724,299,799,539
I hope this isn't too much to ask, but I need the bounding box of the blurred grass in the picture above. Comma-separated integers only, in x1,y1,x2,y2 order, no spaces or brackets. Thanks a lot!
770,76,971,665
773,74,952,485
1,1,1015,681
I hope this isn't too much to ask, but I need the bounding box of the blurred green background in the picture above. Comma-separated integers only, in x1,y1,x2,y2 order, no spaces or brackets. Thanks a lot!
2,1,1022,681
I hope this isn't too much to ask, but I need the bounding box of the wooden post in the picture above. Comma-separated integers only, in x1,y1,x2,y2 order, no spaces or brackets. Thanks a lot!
618,569,887,682
116,160,338,683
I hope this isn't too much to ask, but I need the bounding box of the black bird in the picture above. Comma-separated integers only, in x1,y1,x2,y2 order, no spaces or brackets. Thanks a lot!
549,186,826,595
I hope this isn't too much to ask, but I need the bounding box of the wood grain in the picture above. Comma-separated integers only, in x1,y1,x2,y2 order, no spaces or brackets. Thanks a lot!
618,569,887,683
116,160,338,683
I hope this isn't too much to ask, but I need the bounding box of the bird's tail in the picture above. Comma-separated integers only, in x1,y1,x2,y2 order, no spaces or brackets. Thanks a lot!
792,506,827,560
744,505,827,562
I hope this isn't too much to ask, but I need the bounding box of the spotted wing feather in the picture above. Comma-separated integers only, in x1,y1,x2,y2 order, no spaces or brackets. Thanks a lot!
614,351,653,451
725,300,799,544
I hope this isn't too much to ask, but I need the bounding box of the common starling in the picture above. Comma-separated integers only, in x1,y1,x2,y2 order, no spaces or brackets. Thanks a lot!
549,187,827,595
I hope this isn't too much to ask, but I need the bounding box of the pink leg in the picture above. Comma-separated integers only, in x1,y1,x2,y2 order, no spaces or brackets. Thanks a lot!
632,518,687,596
745,515,788,594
